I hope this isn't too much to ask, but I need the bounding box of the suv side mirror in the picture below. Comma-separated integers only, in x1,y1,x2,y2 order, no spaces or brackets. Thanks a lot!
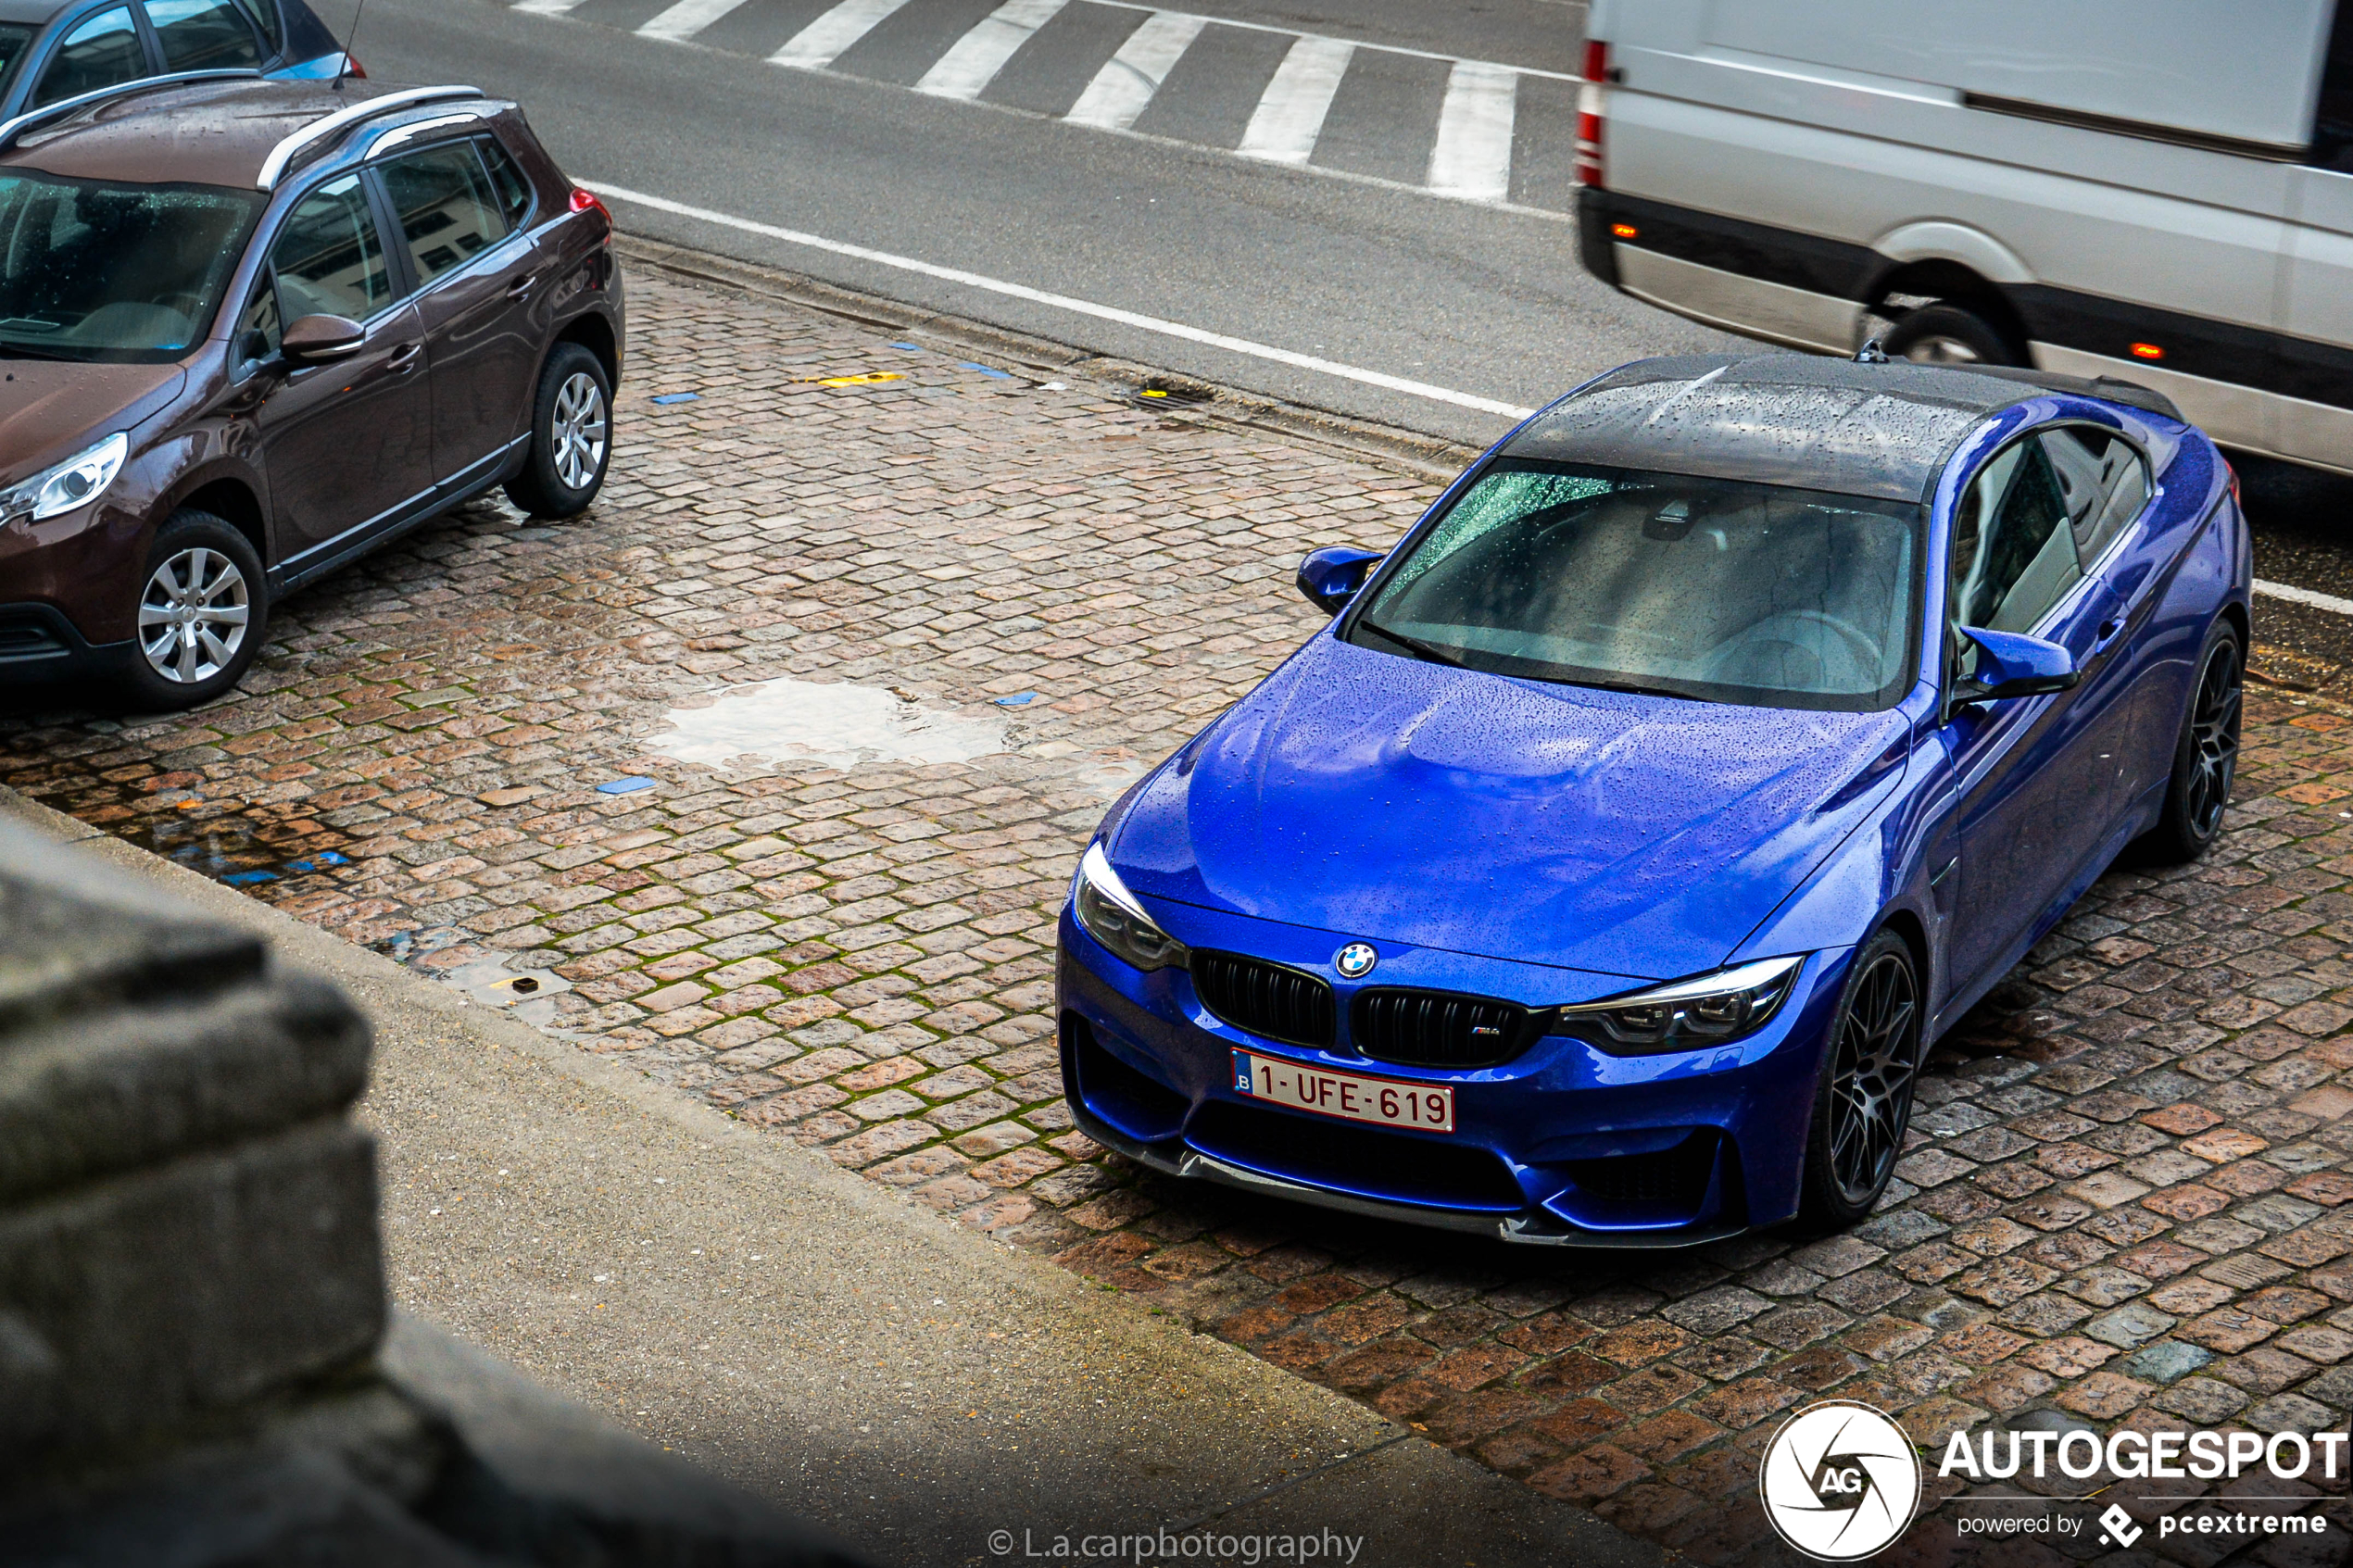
1295,546,1384,615
281,314,365,362
1953,626,2079,705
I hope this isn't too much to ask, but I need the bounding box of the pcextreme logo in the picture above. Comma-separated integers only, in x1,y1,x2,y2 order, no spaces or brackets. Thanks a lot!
1759,1400,1923,1562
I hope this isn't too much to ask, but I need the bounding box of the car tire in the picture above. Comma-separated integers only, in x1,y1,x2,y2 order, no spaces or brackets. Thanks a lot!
1881,303,2022,367
2140,620,2244,863
504,342,611,520
120,509,269,710
1793,930,1923,1234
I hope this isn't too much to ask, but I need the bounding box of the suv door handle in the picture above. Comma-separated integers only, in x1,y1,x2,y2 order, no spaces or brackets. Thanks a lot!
506,273,537,298
387,342,422,371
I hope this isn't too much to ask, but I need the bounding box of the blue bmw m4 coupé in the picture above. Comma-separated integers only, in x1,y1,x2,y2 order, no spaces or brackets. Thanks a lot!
1056,352,2249,1246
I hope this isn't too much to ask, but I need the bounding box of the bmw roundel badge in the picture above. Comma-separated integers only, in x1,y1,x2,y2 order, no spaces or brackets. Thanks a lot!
1334,942,1378,979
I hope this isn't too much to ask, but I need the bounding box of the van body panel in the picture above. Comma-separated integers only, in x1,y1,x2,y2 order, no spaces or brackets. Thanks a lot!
1614,248,1857,355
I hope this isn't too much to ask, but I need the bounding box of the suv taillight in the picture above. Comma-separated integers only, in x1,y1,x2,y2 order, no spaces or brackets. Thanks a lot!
570,188,611,223
1578,41,1608,188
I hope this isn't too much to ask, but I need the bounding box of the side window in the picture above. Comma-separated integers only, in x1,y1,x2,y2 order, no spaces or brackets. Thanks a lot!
1949,435,2082,662
32,6,147,108
270,174,393,321
231,0,280,54
374,143,510,288
145,0,265,71
2041,425,2149,567
478,136,535,230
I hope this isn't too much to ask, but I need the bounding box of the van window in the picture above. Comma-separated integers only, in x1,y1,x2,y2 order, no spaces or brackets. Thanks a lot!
32,6,146,108
1950,437,2079,642
2314,0,2353,169
2041,426,2149,565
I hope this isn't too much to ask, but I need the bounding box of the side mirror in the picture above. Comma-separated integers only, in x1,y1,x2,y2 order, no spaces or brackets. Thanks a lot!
1954,626,2079,705
281,313,365,363
1295,546,1384,616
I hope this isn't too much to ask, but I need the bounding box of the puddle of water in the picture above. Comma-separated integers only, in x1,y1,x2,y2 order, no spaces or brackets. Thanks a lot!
648,678,1010,772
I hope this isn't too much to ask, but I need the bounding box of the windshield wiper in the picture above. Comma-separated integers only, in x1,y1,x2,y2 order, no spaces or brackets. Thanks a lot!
1355,620,1467,669
0,342,70,361
1564,676,1692,701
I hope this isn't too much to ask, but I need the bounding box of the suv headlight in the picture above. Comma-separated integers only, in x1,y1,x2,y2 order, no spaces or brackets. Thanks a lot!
0,432,128,524
1556,955,1806,1055
1070,842,1188,972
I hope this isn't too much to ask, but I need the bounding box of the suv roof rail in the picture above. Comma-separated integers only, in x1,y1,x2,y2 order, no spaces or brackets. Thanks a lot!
0,68,265,152
257,83,484,191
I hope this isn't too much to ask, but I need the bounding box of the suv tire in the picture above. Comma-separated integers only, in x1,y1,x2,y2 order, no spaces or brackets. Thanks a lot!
122,509,268,709
506,342,611,519
1882,303,2022,367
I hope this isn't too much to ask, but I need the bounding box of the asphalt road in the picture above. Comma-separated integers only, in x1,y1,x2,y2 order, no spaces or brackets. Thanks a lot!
351,0,2353,684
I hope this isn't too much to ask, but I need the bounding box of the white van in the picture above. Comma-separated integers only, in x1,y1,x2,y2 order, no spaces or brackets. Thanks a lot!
1575,0,2353,472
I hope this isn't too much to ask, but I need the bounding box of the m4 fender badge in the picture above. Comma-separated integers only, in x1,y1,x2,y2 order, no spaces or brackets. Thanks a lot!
1333,942,1378,979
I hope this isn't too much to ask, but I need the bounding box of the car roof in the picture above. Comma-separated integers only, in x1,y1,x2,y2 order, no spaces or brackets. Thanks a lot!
0,75,486,190
1503,354,2183,504
0,0,68,26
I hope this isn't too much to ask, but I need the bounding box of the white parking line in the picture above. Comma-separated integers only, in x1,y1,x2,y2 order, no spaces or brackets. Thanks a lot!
585,182,1539,419
2256,578,2353,617
770,0,915,69
1064,11,1207,132
915,0,1069,100
637,0,752,42
1237,34,1353,166
1427,60,1518,202
510,0,588,16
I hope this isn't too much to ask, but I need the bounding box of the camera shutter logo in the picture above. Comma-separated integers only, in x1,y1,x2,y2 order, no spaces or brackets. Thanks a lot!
1758,1400,1921,1561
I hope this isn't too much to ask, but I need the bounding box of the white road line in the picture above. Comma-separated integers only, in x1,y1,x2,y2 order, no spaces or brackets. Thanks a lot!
585,182,1538,419
770,0,915,69
1237,34,1353,166
637,0,752,42
1087,0,1578,79
1427,59,1518,202
915,0,1068,100
1064,11,1207,132
510,0,587,16
2256,579,2353,617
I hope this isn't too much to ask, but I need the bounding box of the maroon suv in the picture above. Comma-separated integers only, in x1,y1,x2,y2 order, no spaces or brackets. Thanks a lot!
0,71,624,706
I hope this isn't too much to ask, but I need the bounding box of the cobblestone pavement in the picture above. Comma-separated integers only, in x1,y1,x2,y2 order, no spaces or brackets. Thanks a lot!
6,267,2351,1567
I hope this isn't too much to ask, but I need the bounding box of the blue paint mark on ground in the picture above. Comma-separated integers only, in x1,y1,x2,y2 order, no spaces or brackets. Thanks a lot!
222,870,278,885
993,692,1038,707
598,776,657,795
650,393,700,405
959,362,1013,379
888,341,923,352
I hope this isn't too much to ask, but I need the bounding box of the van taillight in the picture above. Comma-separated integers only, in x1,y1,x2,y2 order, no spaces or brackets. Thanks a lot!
1578,42,1608,188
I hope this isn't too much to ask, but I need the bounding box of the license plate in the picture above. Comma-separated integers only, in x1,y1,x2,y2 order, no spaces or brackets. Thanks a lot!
1232,1049,1454,1134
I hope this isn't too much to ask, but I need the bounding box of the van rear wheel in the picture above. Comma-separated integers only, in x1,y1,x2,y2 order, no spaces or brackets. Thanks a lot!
1882,304,2021,367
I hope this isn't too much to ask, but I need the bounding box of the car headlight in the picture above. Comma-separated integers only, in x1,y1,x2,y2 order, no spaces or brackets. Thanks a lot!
0,432,128,524
1070,842,1188,972
1555,955,1806,1055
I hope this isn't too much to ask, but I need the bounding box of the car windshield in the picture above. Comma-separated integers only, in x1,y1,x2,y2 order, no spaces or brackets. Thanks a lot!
1345,460,1924,711
0,170,261,362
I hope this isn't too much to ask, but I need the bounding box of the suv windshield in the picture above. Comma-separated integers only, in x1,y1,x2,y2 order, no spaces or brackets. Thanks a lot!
0,171,261,362
1345,460,1924,712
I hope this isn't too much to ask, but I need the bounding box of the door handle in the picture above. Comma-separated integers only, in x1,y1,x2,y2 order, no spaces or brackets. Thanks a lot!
2094,616,2127,652
506,273,537,298
387,342,422,371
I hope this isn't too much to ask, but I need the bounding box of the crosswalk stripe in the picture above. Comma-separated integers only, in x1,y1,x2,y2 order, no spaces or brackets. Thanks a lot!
1236,33,1353,166
637,0,753,43
770,0,917,69
915,0,1069,100
1063,11,1206,132
510,0,589,16
1426,59,1517,202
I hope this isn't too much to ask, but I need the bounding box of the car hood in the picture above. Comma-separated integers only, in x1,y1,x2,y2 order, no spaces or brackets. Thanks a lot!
1111,634,1913,981
0,360,188,486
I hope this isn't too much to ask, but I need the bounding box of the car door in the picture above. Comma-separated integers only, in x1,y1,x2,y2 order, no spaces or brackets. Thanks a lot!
1938,429,2132,999
243,170,432,567
23,5,154,110
371,136,542,483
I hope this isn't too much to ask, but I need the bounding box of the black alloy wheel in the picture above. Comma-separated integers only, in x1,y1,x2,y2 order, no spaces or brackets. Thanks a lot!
1795,931,1922,1231
2143,621,2243,863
